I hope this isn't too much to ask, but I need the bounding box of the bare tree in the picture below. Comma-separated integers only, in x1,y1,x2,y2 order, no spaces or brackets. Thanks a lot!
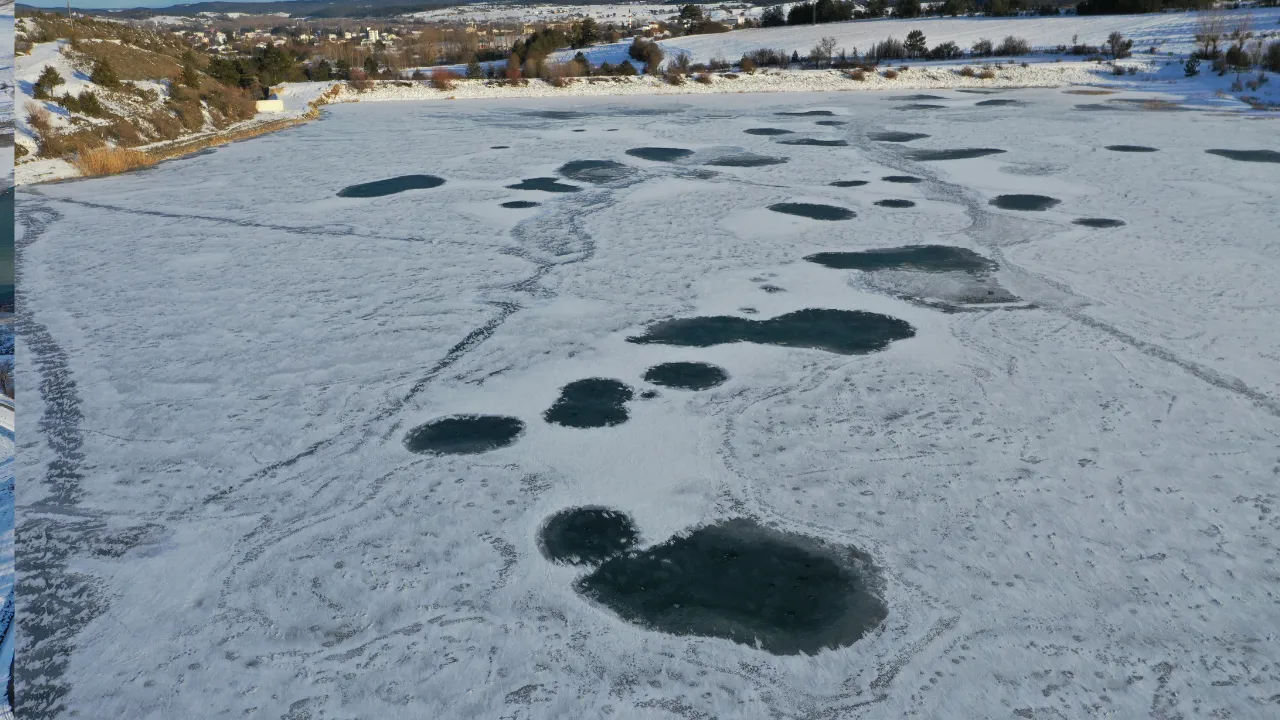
0,358,12,399
1195,11,1227,58
818,36,837,67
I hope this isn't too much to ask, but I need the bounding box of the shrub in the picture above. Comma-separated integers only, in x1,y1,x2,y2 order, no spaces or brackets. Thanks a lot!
1105,31,1134,60
548,75,570,88
411,69,427,81
694,72,713,84
73,146,156,177
15,144,28,160
663,71,686,86
883,69,899,79
1112,63,1127,75
1184,56,1201,76
958,65,976,77
929,41,962,60
109,117,144,146
1265,42,1280,73
430,68,460,91
848,69,867,80
25,102,54,150
972,38,994,57
995,36,1031,56
708,57,731,71
64,90,106,117
672,51,693,74
33,65,64,99
629,38,665,72
90,59,120,88
723,73,738,79
870,37,906,62
465,55,484,80
739,57,757,73
978,68,997,79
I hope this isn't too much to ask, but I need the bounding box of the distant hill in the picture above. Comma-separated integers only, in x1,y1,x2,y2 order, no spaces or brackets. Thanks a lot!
14,0,647,21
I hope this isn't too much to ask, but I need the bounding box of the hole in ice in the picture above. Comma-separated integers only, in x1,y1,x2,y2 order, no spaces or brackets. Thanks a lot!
1105,145,1158,153
1063,89,1115,95
886,94,946,101
760,284,786,293
403,415,524,455
575,518,888,656
559,160,636,184
705,153,789,167
895,104,946,111
776,110,835,116
829,180,869,187
744,128,795,136
643,362,729,391
870,131,930,143
976,99,1023,107
626,147,695,162
806,245,996,273
1074,103,1121,112
501,200,540,209
906,148,1006,160
626,309,914,355
640,390,659,399
507,177,581,193
491,145,510,149
875,199,916,208
769,203,855,220
337,174,445,198
539,507,639,566
777,138,849,147
1205,149,1280,164
572,129,586,133
989,194,1060,211
956,88,1002,94
815,120,847,126
544,379,634,428
739,307,758,314
881,175,922,183
1072,218,1126,228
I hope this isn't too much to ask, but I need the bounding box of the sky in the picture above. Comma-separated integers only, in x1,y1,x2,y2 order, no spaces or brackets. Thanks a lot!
21,0,285,10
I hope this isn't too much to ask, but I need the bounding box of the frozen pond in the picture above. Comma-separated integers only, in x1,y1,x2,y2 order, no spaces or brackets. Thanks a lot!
15,89,1280,719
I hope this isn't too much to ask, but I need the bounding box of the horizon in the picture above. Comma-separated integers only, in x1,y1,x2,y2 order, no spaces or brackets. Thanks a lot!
21,0,301,10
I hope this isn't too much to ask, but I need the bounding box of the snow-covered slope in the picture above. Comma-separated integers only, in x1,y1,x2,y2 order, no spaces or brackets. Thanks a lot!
16,87,1280,718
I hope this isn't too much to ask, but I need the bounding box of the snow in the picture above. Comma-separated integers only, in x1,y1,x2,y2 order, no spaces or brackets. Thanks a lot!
662,7,1280,62
406,2,761,25
16,87,1280,717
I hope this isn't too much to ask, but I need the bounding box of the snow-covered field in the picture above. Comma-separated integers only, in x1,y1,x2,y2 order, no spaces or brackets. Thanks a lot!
407,2,760,25
662,6,1280,61
16,87,1280,717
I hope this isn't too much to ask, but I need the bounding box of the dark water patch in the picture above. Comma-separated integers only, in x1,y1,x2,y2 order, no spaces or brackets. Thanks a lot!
403,415,525,455
626,147,695,162
522,110,589,119
1074,103,1121,112
507,177,581,193
1063,89,1115,95
957,88,1002,94
777,138,849,147
976,99,1024,107
1105,145,1158,153
760,284,786,293
989,194,1060,211
608,108,683,117
1073,218,1126,228
887,94,946,101
501,200,541,209
744,128,795,136
1205,149,1280,164
806,245,996,273
875,199,916,208
640,390,659,399
539,507,639,566
559,160,636,184
882,175,922,183
627,308,914,355
544,378,634,428
907,148,1006,161
572,129,586,132
491,145,510,149
870,131,930,143
768,203,855,221
337,174,445,198
739,307,758,314
576,518,887,656
776,110,836,116
829,180,870,187
815,120,847,126
644,362,729,391
895,103,947,110
706,153,789,167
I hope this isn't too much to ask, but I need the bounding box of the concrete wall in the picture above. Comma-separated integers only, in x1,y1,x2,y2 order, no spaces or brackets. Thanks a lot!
255,98,286,114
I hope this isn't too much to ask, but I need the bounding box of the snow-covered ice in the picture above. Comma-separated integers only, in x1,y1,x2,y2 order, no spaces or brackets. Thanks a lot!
15,88,1280,718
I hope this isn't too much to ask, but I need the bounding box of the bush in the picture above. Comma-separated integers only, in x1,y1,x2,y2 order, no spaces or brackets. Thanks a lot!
33,65,64,99
430,68,460,91
671,51,693,74
883,69,899,79
61,90,106,117
848,69,867,80
1105,31,1134,60
1184,56,1201,76
411,69,427,81
90,58,120,88
694,72,713,84
109,117,144,146
958,65,976,77
739,57,757,73
972,38,994,57
929,42,963,60
978,68,997,79
1112,63,1127,75
995,36,1031,56
629,38,665,72
663,71,686,85
1265,42,1280,73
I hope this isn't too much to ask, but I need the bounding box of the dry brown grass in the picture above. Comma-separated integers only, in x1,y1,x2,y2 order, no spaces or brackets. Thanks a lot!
73,146,157,176
73,40,181,82
430,68,460,91
977,69,998,80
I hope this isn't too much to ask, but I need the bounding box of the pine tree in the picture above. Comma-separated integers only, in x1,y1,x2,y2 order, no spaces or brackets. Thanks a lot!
182,60,201,89
33,65,64,99
867,0,888,18
465,55,483,79
895,0,922,19
905,30,928,58
90,59,119,89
